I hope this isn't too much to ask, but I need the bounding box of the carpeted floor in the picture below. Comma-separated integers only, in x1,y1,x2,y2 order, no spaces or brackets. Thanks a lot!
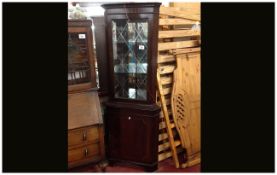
69,158,200,172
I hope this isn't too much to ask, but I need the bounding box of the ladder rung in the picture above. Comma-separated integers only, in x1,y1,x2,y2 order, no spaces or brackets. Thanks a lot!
158,65,176,75
159,121,176,130
160,76,173,85
162,87,172,95
158,150,172,161
159,140,181,152
158,133,169,141
158,141,171,152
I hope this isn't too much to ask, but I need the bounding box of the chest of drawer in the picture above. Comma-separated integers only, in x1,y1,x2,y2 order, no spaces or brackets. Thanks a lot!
68,126,99,147
68,143,100,163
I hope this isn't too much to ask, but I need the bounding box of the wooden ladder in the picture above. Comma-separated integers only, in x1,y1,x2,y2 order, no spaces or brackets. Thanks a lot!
156,3,201,168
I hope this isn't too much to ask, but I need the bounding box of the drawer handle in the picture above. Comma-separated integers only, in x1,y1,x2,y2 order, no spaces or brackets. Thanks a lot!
128,116,131,120
84,148,88,157
83,132,87,141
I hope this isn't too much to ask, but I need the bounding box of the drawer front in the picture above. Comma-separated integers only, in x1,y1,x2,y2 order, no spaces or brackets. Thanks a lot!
68,143,99,163
68,126,99,147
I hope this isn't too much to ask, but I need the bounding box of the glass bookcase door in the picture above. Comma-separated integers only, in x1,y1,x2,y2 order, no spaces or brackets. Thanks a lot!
112,19,148,100
68,33,91,85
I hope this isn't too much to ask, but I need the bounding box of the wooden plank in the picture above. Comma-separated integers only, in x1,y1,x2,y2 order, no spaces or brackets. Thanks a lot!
159,30,200,38
160,76,173,85
158,54,175,63
158,65,176,74
158,146,184,161
159,18,197,26
158,140,181,152
159,121,167,130
172,47,201,55
169,2,200,15
158,150,172,161
159,133,169,141
159,121,175,130
160,7,200,21
162,87,172,95
158,141,171,152
158,40,199,51
157,97,171,106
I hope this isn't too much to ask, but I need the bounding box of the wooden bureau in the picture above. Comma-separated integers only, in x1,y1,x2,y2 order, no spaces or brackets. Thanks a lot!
68,20,104,169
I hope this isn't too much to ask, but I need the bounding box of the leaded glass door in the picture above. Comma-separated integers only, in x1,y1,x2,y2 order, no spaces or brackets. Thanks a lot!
112,19,149,100
68,32,91,85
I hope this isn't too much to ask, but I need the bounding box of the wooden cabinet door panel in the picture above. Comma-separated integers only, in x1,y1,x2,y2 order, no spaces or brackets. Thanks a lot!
119,114,148,162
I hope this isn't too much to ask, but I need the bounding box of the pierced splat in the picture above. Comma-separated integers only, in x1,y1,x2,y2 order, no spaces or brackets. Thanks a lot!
171,52,201,166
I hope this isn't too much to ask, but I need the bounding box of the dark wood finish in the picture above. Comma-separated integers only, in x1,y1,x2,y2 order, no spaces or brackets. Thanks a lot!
68,20,97,93
68,20,104,169
92,17,109,96
102,3,161,172
103,3,160,104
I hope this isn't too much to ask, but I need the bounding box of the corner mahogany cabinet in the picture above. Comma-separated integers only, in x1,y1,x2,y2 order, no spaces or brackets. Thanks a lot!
102,3,161,172
68,20,104,169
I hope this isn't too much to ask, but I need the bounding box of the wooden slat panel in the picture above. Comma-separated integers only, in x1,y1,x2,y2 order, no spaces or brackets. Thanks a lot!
158,133,168,141
158,150,172,161
159,121,175,130
158,40,199,51
159,121,167,130
158,54,175,63
158,146,184,161
158,141,171,152
158,65,176,74
158,140,181,152
172,47,201,55
159,18,196,26
158,129,178,141
170,2,200,8
160,76,173,85
159,30,200,38
160,7,200,21
157,98,170,106
169,2,200,15
162,87,172,95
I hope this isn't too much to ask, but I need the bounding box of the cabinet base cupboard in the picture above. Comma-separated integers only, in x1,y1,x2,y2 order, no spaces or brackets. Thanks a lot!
105,102,160,172
102,3,161,172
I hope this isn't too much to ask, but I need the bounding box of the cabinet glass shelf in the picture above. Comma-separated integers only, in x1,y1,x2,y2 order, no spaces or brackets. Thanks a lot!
112,19,148,100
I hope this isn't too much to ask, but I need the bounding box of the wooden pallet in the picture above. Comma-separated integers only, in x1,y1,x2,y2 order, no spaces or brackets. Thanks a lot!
157,2,201,168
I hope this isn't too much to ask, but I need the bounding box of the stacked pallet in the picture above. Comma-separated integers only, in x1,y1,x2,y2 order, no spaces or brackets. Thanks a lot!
157,2,201,168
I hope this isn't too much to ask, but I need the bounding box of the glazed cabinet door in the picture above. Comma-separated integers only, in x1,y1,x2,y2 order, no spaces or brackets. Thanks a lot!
111,19,149,101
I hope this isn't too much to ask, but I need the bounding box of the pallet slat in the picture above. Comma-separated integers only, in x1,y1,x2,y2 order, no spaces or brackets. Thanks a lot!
162,87,172,95
158,54,175,63
159,18,197,26
158,40,199,51
158,146,184,161
159,30,200,38
172,47,201,55
158,140,181,152
159,133,169,141
158,65,176,74
159,121,176,130
160,76,173,85
157,98,171,106
158,150,172,161
160,7,200,21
